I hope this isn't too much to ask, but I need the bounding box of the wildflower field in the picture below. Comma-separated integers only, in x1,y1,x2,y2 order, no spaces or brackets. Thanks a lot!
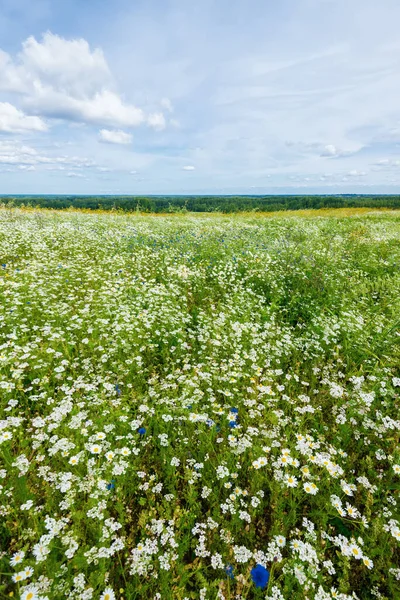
0,208,400,600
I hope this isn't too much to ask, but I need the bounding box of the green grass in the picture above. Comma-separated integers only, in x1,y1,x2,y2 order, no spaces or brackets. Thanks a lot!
0,208,399,600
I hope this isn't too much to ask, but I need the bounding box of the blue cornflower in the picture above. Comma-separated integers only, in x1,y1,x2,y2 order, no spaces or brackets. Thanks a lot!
115,384,122,396
206,418,215,427
225,564,234,579
250,564,270,588
107,480,116,490
230,407,239,414
228,421,237,428
138,427,146,435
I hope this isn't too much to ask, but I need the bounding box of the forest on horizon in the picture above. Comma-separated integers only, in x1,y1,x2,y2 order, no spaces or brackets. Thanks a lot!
1,194,400,213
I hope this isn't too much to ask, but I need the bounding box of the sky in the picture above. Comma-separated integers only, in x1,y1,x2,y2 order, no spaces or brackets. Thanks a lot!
1,0,400,195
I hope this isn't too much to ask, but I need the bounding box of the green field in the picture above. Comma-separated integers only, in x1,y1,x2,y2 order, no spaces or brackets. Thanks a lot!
0,209,399,600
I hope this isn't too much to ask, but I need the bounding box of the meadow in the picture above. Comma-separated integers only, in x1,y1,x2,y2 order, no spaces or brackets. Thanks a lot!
0,208,399,600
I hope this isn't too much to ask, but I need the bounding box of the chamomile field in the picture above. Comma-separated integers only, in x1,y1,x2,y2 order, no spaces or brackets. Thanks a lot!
0,208,399,600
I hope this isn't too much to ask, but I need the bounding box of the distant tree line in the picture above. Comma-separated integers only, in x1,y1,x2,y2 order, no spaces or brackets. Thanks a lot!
1,195,400,213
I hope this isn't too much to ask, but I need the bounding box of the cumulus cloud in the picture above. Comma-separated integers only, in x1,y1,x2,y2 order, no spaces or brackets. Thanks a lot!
347,170,367,177
0,32,164,130
18,165,35,171
372,158,400,168
24,88,145,128
0,140,39,165
182,165,195,171
0,102,47,133
0,139,96,170
20,32,111,96
320,144,340,157
147,112,166,130
0,50,26,93
99,129,133,145
319,143,363,159
160,98,173,112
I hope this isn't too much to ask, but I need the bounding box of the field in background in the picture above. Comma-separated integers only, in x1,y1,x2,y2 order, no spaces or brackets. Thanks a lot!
3,204,400,219
0,209,399,599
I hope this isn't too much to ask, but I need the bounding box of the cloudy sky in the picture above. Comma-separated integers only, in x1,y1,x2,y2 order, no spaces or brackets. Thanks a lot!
1,0,400,194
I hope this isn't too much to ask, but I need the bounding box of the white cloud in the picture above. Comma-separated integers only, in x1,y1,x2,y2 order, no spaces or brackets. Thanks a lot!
183,165,195,171
25,88,145,128
20,32,111,97
0,141,38,165
0,50,25,93
372,158,400,168
0,102,47,133
161,98,173,112
18,165,35,171
318,143,363,159
0,140,97,170
0,33,165,130
320,144,339,157
99,128,133,145
147,112,166,130
347,170,367,177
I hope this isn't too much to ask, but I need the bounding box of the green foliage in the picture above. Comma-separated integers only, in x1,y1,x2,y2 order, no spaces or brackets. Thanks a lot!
1,194,400,213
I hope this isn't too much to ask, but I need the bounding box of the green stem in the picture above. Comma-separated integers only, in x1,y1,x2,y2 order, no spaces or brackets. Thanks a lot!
266,563,275,595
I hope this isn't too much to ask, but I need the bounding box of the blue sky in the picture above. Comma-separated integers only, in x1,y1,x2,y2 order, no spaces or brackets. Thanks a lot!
1,0,400,194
